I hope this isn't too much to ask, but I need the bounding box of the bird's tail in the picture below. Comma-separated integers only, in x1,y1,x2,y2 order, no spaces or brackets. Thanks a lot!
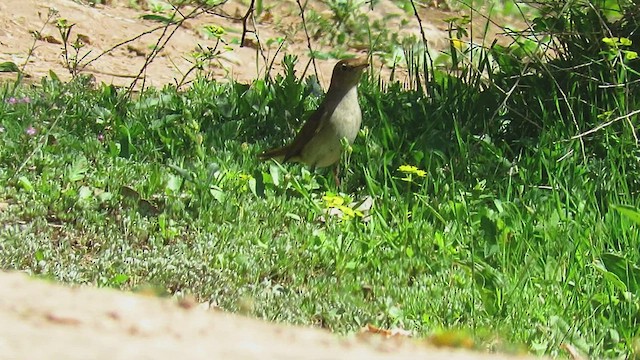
258,145,290,162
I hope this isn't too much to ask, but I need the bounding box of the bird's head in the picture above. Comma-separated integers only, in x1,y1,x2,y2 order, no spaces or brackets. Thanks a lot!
329,56,369,91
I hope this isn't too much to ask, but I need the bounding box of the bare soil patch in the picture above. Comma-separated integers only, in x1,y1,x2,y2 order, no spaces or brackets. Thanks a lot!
0,0,468,87
1,271,541,359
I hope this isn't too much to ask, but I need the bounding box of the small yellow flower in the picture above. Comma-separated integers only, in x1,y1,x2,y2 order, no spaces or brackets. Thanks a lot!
322,194,363,220
339,205,356,218
397,165,427,178
398,165,418,173
323,194,345,207
451,38,465,50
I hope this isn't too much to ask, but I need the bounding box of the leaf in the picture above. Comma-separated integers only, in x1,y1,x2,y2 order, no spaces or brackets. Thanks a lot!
34,249,45,262
134,94,174,110
17,176,33,192
250,169,265,198
110,274,130,286
612,204,640,225
269,163,281,187
387,305,404,320
48,70,60,82
140,14,175,24
66,157,88,182
167,163,194,183
78,186,93,202
0,61,19,73
593,260,626,292
619,37,632,46
624,50,638,61
405,246,414,258
210,185,225,202
600,253,640,293
285,212,301,221
96,190,113,203
165,174,182,195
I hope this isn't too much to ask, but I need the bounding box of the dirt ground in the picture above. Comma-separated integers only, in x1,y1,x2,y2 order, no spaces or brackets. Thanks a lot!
0,0,516,88
0,0,455,88
0,1,541,358
0,271,542,359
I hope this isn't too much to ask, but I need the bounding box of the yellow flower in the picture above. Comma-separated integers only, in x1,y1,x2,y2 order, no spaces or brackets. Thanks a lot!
322,194,363,220
398,165,418,173
323,194,345,207
451,38,465,50
397,165,427,178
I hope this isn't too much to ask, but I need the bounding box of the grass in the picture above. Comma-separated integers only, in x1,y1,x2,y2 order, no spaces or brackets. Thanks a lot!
2,1,640,358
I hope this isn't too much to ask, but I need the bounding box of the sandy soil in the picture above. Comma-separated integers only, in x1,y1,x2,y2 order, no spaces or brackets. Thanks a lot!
0,271,542,359
0,0,458,88
0,1,541,358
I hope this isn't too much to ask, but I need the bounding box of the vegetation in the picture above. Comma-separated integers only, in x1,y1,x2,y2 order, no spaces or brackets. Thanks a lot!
1,0,640,358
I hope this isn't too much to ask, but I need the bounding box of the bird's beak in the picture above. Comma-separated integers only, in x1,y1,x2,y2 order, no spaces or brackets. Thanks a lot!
352,57,369,70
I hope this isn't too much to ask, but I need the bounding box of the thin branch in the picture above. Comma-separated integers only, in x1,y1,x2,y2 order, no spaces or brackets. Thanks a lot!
265,37,288,80
296,0,319,80
12,8,59,90
126,3,207,95
239,0,256,48
571,109,640,140
83,23,179,69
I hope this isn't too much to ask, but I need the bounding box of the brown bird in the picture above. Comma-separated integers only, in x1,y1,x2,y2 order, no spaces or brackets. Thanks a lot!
258,56,369,183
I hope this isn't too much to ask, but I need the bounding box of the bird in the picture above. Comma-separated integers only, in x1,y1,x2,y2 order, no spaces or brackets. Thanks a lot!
258,56,369,184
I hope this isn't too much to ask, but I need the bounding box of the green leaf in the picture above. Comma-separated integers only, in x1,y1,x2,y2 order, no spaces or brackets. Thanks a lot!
251,169,265,198
96,191,113,203
405,246,414,258
593,258,627,292
624,50,638,61
66,157,88,182
78,186,93,202
140,14,175,24
285,212,301,221
17,176,33,192
110,274,130,286
387,305,404,320
269,163,280,187
203,24,225,38
612,204,640,225
167,163,194,183
48,70,60,82
619,37,632,46
34,249,45,262
210,185,225,202
600,253,640,293
165,174,182,195
0,61,19,73
344,261,357,270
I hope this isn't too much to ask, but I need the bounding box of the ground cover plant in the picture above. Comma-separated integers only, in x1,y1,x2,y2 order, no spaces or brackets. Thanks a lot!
1,0,640,358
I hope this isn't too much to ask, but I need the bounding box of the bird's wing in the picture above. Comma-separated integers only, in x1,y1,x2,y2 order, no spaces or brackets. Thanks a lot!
282,102,330,162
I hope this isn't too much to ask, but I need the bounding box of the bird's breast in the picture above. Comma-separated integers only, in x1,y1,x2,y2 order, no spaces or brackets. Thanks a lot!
329,86,362,143
300,86,362,168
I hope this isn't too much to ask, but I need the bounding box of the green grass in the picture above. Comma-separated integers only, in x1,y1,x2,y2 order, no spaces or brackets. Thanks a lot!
2,3,640,358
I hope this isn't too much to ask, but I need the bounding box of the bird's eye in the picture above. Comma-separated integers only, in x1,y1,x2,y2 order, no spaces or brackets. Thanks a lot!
341,63,348,71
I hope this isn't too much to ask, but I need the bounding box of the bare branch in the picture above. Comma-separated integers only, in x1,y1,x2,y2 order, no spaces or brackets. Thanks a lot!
296,0,318,80
571,109,640,141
